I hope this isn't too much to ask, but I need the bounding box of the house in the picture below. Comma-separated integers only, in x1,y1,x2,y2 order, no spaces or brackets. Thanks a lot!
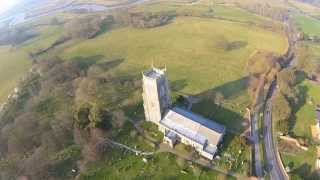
142,67,225,160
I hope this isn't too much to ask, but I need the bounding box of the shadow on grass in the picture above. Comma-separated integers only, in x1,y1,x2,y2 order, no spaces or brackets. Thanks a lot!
197,76,249,99
70,55,106,70
192,99,244,133
123,101,144,121
94,16,115,37
98,58,125,72
291,163,311,179
69,55,125,73
290,163,320,179
171,79,188,92
190,77,249,133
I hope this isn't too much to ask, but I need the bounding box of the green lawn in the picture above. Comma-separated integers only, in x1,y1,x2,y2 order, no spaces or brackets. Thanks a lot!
0,46,31,103
62,16,287,132
293,13,320,36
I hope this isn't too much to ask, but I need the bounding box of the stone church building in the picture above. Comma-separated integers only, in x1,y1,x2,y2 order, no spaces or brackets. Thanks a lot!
142,67,225,160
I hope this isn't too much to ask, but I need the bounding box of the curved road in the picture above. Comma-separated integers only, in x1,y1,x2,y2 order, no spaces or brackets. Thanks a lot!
263,80,288,180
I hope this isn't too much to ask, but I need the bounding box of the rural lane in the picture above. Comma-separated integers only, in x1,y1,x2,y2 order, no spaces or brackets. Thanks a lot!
263,80,288,180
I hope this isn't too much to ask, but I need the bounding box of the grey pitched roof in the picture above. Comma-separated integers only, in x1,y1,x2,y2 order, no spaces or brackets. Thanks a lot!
160,107,225,147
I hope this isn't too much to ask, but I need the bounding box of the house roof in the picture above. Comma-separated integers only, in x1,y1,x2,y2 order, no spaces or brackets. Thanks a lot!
160,107,225,147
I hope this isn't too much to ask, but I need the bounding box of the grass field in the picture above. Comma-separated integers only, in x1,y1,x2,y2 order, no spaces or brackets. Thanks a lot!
62,17,287,94
81,151,235,180
289,0,320,18
0,46,31,103
283,40,320,178
281,146,317,178
292,80,320,139
293,13,320,37
20,25,64,54
292,42,320,139
0,21,65,104
132,1,282,28
80,122,236,179
62,16,287,131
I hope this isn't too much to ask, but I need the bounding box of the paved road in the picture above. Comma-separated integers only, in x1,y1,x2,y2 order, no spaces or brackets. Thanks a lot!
263,80,288,180
251,110,263,178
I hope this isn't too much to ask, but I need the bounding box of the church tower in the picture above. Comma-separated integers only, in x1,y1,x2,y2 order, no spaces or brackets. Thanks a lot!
142,67,171,124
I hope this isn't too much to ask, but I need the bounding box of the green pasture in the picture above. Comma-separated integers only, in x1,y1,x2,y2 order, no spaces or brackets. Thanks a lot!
293,13,320,37
0,46,31,103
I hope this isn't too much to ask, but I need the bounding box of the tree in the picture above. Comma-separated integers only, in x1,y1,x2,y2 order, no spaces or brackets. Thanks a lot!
247,51,280,76
272,93,291,133
278,68,297,87
74,103,91,129
248,75,260,98
65,16,103,39
74,103,105,129
296,45,320,77
277,68,297,99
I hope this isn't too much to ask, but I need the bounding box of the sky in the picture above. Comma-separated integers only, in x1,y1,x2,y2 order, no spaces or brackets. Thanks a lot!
0,0,20,14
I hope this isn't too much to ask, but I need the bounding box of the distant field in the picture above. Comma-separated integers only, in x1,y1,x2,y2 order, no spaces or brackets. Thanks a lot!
20,25,64,53
132,1,282,28
289,0,320,18
293,13,320,36
75,0,132,6
62,16,288,131
0,47,31,103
